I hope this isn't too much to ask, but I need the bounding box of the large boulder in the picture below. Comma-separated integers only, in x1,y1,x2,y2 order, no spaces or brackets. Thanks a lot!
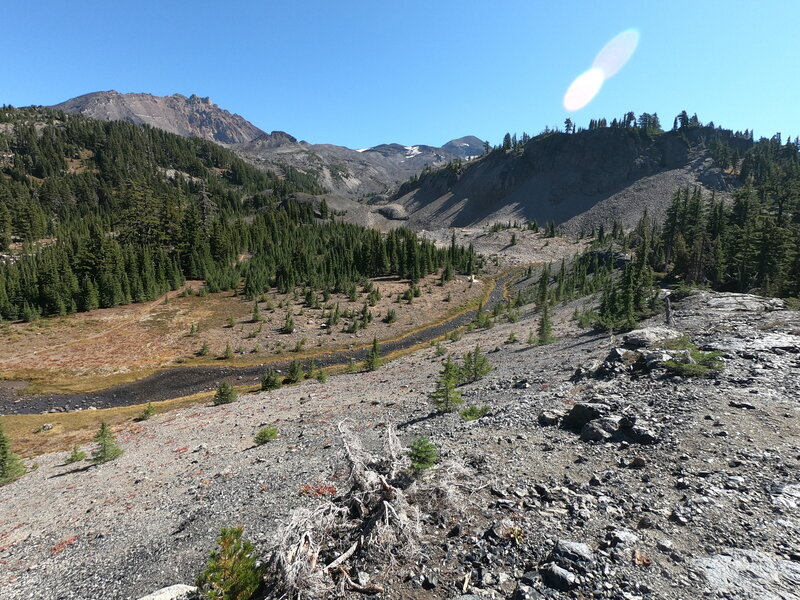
623,327,683,348
562,402,611,430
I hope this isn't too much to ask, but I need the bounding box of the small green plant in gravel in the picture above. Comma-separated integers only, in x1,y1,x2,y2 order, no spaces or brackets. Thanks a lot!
460,404,490,421
214,381,238,405
430,356,463,413
254,425,279,445
662,335,724,377
137,401,155,421
408,436,438,475
65,444,87,464
285,360,305,384
91,422,123,464
260,369,282,391
196,526,264,600
0,424,26,484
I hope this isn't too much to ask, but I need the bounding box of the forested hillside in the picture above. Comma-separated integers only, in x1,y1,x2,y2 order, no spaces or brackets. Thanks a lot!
0,107,474,321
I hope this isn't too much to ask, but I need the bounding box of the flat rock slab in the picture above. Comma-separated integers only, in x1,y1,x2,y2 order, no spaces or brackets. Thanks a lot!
136,584,197,600
686,292,786,312
623,327,683,347
693,549,800,600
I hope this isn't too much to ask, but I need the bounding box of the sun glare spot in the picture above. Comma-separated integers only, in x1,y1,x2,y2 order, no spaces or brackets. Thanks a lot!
563,67,604,112
563,28,640,112
592,29,640,79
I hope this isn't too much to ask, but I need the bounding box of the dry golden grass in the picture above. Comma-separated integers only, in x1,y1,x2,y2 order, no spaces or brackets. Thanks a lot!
0,273,500,458
0,274,485,395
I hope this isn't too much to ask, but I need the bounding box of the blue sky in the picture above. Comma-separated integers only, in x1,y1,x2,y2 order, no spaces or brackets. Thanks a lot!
2,1,797,148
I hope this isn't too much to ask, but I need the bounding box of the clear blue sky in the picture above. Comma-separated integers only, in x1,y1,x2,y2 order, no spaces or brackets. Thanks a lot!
2,1,797,148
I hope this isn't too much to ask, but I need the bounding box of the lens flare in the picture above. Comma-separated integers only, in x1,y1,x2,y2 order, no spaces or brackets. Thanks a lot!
563,67,604,112
592,29,640,79
563,28,640,112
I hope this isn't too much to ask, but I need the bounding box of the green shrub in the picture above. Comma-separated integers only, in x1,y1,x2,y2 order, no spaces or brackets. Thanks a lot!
383,309,397,324
196,526,264,600
65,444,87,464
254,425,279,445
315,369,328,383
430,356,463,413
408,436,438,475
198,340,210,356
364,337,381,371
260,369,282,391
460,404,490,421
214,381,238,405
91,422,123,464
285,360,304,384
0,424,26,484
137,401,155,421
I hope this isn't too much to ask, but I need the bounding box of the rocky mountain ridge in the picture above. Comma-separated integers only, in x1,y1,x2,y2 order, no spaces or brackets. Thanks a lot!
52,91,484,198
53,91,267,145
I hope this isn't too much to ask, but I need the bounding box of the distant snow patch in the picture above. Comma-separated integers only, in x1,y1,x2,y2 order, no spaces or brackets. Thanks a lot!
356,148,369,153
404,146,421,158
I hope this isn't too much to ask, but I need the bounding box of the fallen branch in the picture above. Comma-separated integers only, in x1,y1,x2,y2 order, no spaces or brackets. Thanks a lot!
336,567,385,594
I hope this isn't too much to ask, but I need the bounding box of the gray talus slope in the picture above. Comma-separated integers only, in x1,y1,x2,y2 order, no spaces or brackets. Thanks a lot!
393,126,751,233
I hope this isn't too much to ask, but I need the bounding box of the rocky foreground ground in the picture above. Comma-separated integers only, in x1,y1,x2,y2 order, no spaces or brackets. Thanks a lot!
1,290,799,600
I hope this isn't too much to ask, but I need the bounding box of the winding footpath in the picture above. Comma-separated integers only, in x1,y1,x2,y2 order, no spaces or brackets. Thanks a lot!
2,269,521,415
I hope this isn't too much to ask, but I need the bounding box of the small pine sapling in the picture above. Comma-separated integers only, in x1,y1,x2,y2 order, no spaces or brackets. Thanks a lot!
214,381,238,405
430,356,463,413
408,436,438,475
138,401,155,421
91,422,123,464
0,424,25,484
196,526,264,600
254,425,279,445
260,369,282,391
65,444,87,464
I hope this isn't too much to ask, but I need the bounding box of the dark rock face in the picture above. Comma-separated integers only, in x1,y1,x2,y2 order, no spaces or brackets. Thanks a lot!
53,91,266,144
393,126,751,232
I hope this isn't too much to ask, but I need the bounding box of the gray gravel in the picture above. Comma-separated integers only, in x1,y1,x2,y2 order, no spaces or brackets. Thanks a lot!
1,289,799,600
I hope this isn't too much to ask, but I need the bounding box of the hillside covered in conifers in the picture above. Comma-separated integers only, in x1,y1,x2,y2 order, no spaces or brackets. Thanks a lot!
0,107,475,321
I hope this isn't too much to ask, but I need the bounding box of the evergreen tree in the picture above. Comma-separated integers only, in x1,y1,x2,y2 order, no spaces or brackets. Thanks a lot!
0,423,25,484
459,344,492,383
430,356,463,413
196,526,264,600
90,422,123,464
285,359,304,383
364,336,381,371
213,381,237,405
260,368,282,391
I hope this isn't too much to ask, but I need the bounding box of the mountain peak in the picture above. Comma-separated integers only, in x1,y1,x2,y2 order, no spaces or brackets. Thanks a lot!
53,91,265,145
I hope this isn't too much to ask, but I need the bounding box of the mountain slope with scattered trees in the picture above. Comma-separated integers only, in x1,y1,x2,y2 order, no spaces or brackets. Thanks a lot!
391,113,756,234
